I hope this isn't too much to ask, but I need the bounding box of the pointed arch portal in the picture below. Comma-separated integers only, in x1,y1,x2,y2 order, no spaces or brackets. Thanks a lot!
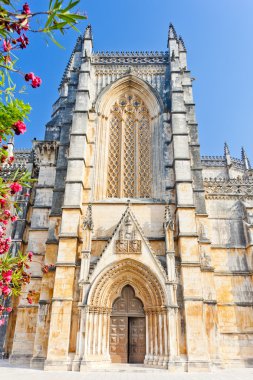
78,259,177,367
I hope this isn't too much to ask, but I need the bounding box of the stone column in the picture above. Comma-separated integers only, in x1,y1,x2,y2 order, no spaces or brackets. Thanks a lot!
10,142,58,367
168,26,210,371
144,312,149,363
44,26,93,371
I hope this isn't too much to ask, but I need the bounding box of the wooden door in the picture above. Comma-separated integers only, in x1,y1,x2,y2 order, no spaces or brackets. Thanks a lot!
129,317,146,363
110,316,128,363
109,285,146,363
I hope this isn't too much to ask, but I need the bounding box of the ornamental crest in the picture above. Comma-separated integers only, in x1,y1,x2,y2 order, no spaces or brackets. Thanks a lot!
115,214,141,254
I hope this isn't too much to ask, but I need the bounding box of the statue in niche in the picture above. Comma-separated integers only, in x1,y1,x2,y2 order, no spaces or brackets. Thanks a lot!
200,248,212,268
124,215,134,240
243,210,253,244
164,205,175,231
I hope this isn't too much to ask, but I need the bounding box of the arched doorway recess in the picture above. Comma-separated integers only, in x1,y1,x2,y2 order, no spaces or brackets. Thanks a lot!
110,285,145,363
77,259,179,369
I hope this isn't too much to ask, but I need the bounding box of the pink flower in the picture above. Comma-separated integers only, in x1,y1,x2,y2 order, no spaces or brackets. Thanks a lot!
17,34,29,49
27,251,33,261
2,270,12,283
11,215,18,222
3,39,12,52
0,237,11,254
24,72,42,88
12,120,26,135
24,72,35,81
8,156,15,164
0,198,6,207
31,76,42,88
2,285,11,296
22,3,31,15
5,307,12,313
4,210,11,217
10,182,22,193
0,319,5,326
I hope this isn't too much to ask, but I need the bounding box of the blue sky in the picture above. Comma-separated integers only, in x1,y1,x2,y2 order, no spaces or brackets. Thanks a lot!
14,0,253,163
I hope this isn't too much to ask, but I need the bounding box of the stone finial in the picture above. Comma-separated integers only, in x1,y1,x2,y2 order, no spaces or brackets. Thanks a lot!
224,142,230,156
83,204,94,231
178,36,186,52
168,23,177,40
241,147,251,170
84,24,93,40
8,137,14,158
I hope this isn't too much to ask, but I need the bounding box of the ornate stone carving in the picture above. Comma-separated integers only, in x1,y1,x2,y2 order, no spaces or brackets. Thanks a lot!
33,141,58,166
107,114,121,197
204,177,253,199
95,65,166,76
107,94,152,198
92,51,169,65
164,204,175,231
200,249,212,269
115,240,141,254
82,204,94,231
201,155,245,170
1,151,32,179
89,258,166,308
201,156,226,167
243,209,253,244
116,214,141,254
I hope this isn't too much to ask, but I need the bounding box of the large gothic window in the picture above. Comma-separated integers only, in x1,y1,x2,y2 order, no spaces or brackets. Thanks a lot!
107,94,152,198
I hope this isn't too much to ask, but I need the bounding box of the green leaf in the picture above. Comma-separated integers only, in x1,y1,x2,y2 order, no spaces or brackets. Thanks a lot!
64,1,79,12
47,32,64,49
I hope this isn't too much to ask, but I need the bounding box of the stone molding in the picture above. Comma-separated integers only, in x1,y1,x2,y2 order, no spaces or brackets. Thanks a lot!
204,177,253,199
92,51,169,65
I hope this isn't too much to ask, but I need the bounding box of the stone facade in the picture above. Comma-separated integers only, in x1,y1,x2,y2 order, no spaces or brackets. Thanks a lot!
2,24,253,371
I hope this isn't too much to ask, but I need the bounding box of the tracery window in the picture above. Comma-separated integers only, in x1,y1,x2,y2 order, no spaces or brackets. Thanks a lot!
107,94,152,198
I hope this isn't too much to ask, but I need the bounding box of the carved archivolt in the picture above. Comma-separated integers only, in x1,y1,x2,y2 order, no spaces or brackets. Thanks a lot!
88,259,166,310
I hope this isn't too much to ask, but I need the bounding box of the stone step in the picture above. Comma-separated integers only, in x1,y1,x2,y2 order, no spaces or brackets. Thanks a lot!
82,365,167,372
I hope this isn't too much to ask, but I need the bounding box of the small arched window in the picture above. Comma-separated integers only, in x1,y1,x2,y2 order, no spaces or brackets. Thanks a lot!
107,94,152,198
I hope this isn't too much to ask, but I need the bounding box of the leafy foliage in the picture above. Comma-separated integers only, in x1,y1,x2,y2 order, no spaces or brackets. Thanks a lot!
0,0,86,327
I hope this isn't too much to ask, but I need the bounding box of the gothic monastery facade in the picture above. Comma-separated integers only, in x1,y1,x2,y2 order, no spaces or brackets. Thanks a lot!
2,24,253,371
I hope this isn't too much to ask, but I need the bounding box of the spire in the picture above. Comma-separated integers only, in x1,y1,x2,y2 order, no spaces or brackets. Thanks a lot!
59,34,83,90
84,24,93,40
178,36,186,52
224,142,230,156
168,23,177,40
241,147,251,170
